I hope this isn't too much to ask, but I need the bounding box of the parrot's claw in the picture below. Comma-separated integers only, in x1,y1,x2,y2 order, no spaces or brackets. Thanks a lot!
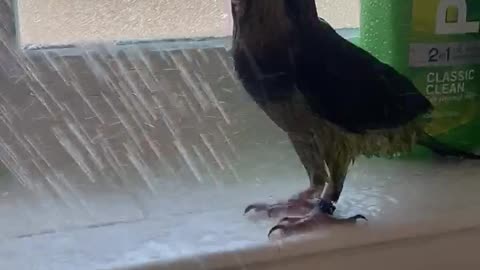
268,224,287,238
244,204,267,215
267,201,367,238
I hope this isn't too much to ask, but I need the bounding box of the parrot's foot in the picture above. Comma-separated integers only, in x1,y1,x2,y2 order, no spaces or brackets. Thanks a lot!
267,200,367,238
244,187,321,217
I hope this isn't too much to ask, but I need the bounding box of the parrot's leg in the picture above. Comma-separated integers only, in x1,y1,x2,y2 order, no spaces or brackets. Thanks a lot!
244,134,327,217
267,154,366,237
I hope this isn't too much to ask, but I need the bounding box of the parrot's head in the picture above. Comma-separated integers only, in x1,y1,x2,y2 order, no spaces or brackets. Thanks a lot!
231,0,318,49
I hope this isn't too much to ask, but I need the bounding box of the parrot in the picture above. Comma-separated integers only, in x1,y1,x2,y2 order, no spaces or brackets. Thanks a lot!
230,0,480,237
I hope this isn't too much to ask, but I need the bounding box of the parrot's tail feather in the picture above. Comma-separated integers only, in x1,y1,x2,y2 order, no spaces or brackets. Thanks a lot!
417,133,480,160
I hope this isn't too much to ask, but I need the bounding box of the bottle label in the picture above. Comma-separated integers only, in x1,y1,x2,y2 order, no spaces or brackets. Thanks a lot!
408,0,480,135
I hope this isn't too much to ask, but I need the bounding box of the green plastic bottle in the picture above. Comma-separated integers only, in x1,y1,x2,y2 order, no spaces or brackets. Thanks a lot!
360,0,480,158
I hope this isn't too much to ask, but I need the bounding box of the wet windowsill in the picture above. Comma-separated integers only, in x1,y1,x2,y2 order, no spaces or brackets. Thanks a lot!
1,157,479,269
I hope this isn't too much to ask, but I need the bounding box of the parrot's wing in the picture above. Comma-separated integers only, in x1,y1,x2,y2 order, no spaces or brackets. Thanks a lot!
295,21,433,134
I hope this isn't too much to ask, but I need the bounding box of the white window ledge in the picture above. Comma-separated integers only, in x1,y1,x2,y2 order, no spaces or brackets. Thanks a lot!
16,0,360,47
0,158,479,269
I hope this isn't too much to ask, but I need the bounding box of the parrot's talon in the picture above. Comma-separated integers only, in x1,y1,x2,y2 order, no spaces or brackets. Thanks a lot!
244,204,259,214
268,225,286,237
244,203,270,214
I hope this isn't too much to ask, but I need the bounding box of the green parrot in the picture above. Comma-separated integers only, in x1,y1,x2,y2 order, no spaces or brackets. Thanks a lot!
230,0,480,236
